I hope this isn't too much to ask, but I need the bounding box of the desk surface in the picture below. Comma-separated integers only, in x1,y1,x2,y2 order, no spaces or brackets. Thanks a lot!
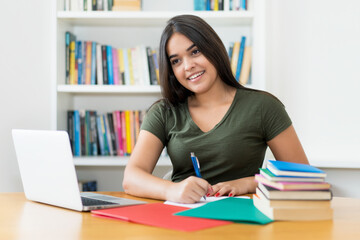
1,192,360,240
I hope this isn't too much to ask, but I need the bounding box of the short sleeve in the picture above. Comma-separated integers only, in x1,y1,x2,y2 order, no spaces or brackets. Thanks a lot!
140,101,168,146
261,94,292,141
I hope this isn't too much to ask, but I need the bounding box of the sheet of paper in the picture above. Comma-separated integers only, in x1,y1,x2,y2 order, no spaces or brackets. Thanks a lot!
164,196,250,208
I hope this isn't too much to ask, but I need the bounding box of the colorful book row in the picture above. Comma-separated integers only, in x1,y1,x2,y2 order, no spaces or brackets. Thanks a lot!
65,31,159,86
65,0,141,11
228,36,252,85
194,0,248,11
67,110,146,157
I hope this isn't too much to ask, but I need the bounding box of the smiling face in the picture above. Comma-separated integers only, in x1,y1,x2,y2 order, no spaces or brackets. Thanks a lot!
166,32,222,95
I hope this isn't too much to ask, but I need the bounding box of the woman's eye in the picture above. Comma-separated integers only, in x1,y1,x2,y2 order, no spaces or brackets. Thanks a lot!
192,49,200,55
171,59,180,65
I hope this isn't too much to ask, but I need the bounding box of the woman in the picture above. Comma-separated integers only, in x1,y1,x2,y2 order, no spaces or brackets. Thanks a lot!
123,15,308,203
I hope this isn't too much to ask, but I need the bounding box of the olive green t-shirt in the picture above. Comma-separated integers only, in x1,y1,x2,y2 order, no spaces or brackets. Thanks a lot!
141,88,292,185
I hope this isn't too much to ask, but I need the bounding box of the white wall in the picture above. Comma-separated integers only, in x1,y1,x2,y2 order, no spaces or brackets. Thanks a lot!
265,0,360,198
0,0,54,192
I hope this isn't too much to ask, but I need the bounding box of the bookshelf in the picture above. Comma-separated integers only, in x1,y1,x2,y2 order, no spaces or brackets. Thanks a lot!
54,0,266,189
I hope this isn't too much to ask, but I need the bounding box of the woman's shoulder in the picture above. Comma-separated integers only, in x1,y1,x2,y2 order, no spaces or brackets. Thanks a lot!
237,88,283,106
147,98,186,115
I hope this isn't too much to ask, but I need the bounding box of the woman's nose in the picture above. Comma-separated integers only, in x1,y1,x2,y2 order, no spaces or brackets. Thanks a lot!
183,57,195,71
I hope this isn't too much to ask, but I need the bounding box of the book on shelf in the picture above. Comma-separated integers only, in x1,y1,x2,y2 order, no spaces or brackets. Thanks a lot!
194,0,247,11
267,160,327,178
65,0,141,11
257,183,332,200
64,32,160,86
239,45,251,85
253,193,333,221
67,109,146,157
235,36,246,81
259,168,325,182
255,174,331,191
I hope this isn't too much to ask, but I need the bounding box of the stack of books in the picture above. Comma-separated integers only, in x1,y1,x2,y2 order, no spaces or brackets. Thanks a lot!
253,160,333,221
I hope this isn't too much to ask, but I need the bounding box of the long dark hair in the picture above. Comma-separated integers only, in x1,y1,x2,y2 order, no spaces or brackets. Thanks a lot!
159,14,246,106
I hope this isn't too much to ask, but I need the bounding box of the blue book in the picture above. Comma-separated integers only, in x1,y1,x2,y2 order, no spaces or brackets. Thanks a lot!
73,110,81,156
206,0,211,10
106,46,114,85
91,42,97,84
235,36,246,81
76,41,83,84
267,160,327,178
194,0,206,10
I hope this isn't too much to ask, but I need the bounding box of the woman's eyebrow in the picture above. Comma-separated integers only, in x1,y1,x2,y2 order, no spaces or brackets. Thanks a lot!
168,43,196,60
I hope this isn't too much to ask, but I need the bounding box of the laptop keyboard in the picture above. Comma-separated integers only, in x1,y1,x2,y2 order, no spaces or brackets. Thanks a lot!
81,197,118,206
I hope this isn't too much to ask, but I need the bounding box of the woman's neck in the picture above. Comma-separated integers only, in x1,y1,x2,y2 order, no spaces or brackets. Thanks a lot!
189,82,236,108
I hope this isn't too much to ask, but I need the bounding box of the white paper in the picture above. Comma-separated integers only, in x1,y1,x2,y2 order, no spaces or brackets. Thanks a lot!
164,196,250,209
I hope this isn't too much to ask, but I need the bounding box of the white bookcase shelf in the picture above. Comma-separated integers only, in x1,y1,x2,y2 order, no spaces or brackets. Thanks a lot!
57,11,254,26
74,156,171,166
57,85,161,94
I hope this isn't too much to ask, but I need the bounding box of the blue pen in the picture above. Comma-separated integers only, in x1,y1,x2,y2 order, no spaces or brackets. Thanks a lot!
190,152,206,200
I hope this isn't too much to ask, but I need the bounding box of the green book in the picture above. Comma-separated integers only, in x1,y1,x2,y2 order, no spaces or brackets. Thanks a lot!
175,198,273,225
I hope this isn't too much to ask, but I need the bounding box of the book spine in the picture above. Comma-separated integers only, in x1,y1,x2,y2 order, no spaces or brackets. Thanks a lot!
89,111,98,156
123,48,130,85
115,110,123,156
151,50,160,84
106,45,114,85
230,41,240,76
121,111,127,155
67,110,74,154
100,114,109,155
112,48,120,85
239,46,252,85
91,41,97,84
79,110,86,156
140,45,150,86
69,40,76,84
127,48,134,85
65,32,70,84
235,36,246,81
107,113,117,155
85,41,92,84
104,114,114,155
74,110,81,156
118,48,125,85
96,43,103,85
101,45,108,84
146,47,158,85
85,111,91,155
96,115,105,155
76,41,83,84
125,110,131,155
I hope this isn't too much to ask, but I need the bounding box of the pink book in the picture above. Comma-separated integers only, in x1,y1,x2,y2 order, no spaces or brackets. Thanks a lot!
112,48,119,85
120,111,127,156
255,174,331,191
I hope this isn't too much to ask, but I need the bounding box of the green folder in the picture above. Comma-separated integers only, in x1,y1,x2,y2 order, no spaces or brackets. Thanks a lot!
174,198,273,225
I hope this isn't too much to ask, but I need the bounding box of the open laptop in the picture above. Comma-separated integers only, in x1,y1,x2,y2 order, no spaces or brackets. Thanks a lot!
12,129,145,211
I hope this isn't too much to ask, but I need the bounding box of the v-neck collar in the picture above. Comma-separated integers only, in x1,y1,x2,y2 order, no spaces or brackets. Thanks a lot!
185,88,239,134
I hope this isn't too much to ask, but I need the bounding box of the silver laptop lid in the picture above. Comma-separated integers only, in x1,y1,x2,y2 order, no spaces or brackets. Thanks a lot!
12,129,83,211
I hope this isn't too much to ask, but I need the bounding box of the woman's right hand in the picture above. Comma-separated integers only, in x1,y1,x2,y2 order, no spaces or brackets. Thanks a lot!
166,176,212,204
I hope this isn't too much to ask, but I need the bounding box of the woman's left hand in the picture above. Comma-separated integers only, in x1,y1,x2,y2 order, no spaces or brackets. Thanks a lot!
210,176,257,197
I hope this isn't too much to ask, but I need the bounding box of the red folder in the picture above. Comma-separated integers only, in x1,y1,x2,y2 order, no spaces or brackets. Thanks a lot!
92,203,231,232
